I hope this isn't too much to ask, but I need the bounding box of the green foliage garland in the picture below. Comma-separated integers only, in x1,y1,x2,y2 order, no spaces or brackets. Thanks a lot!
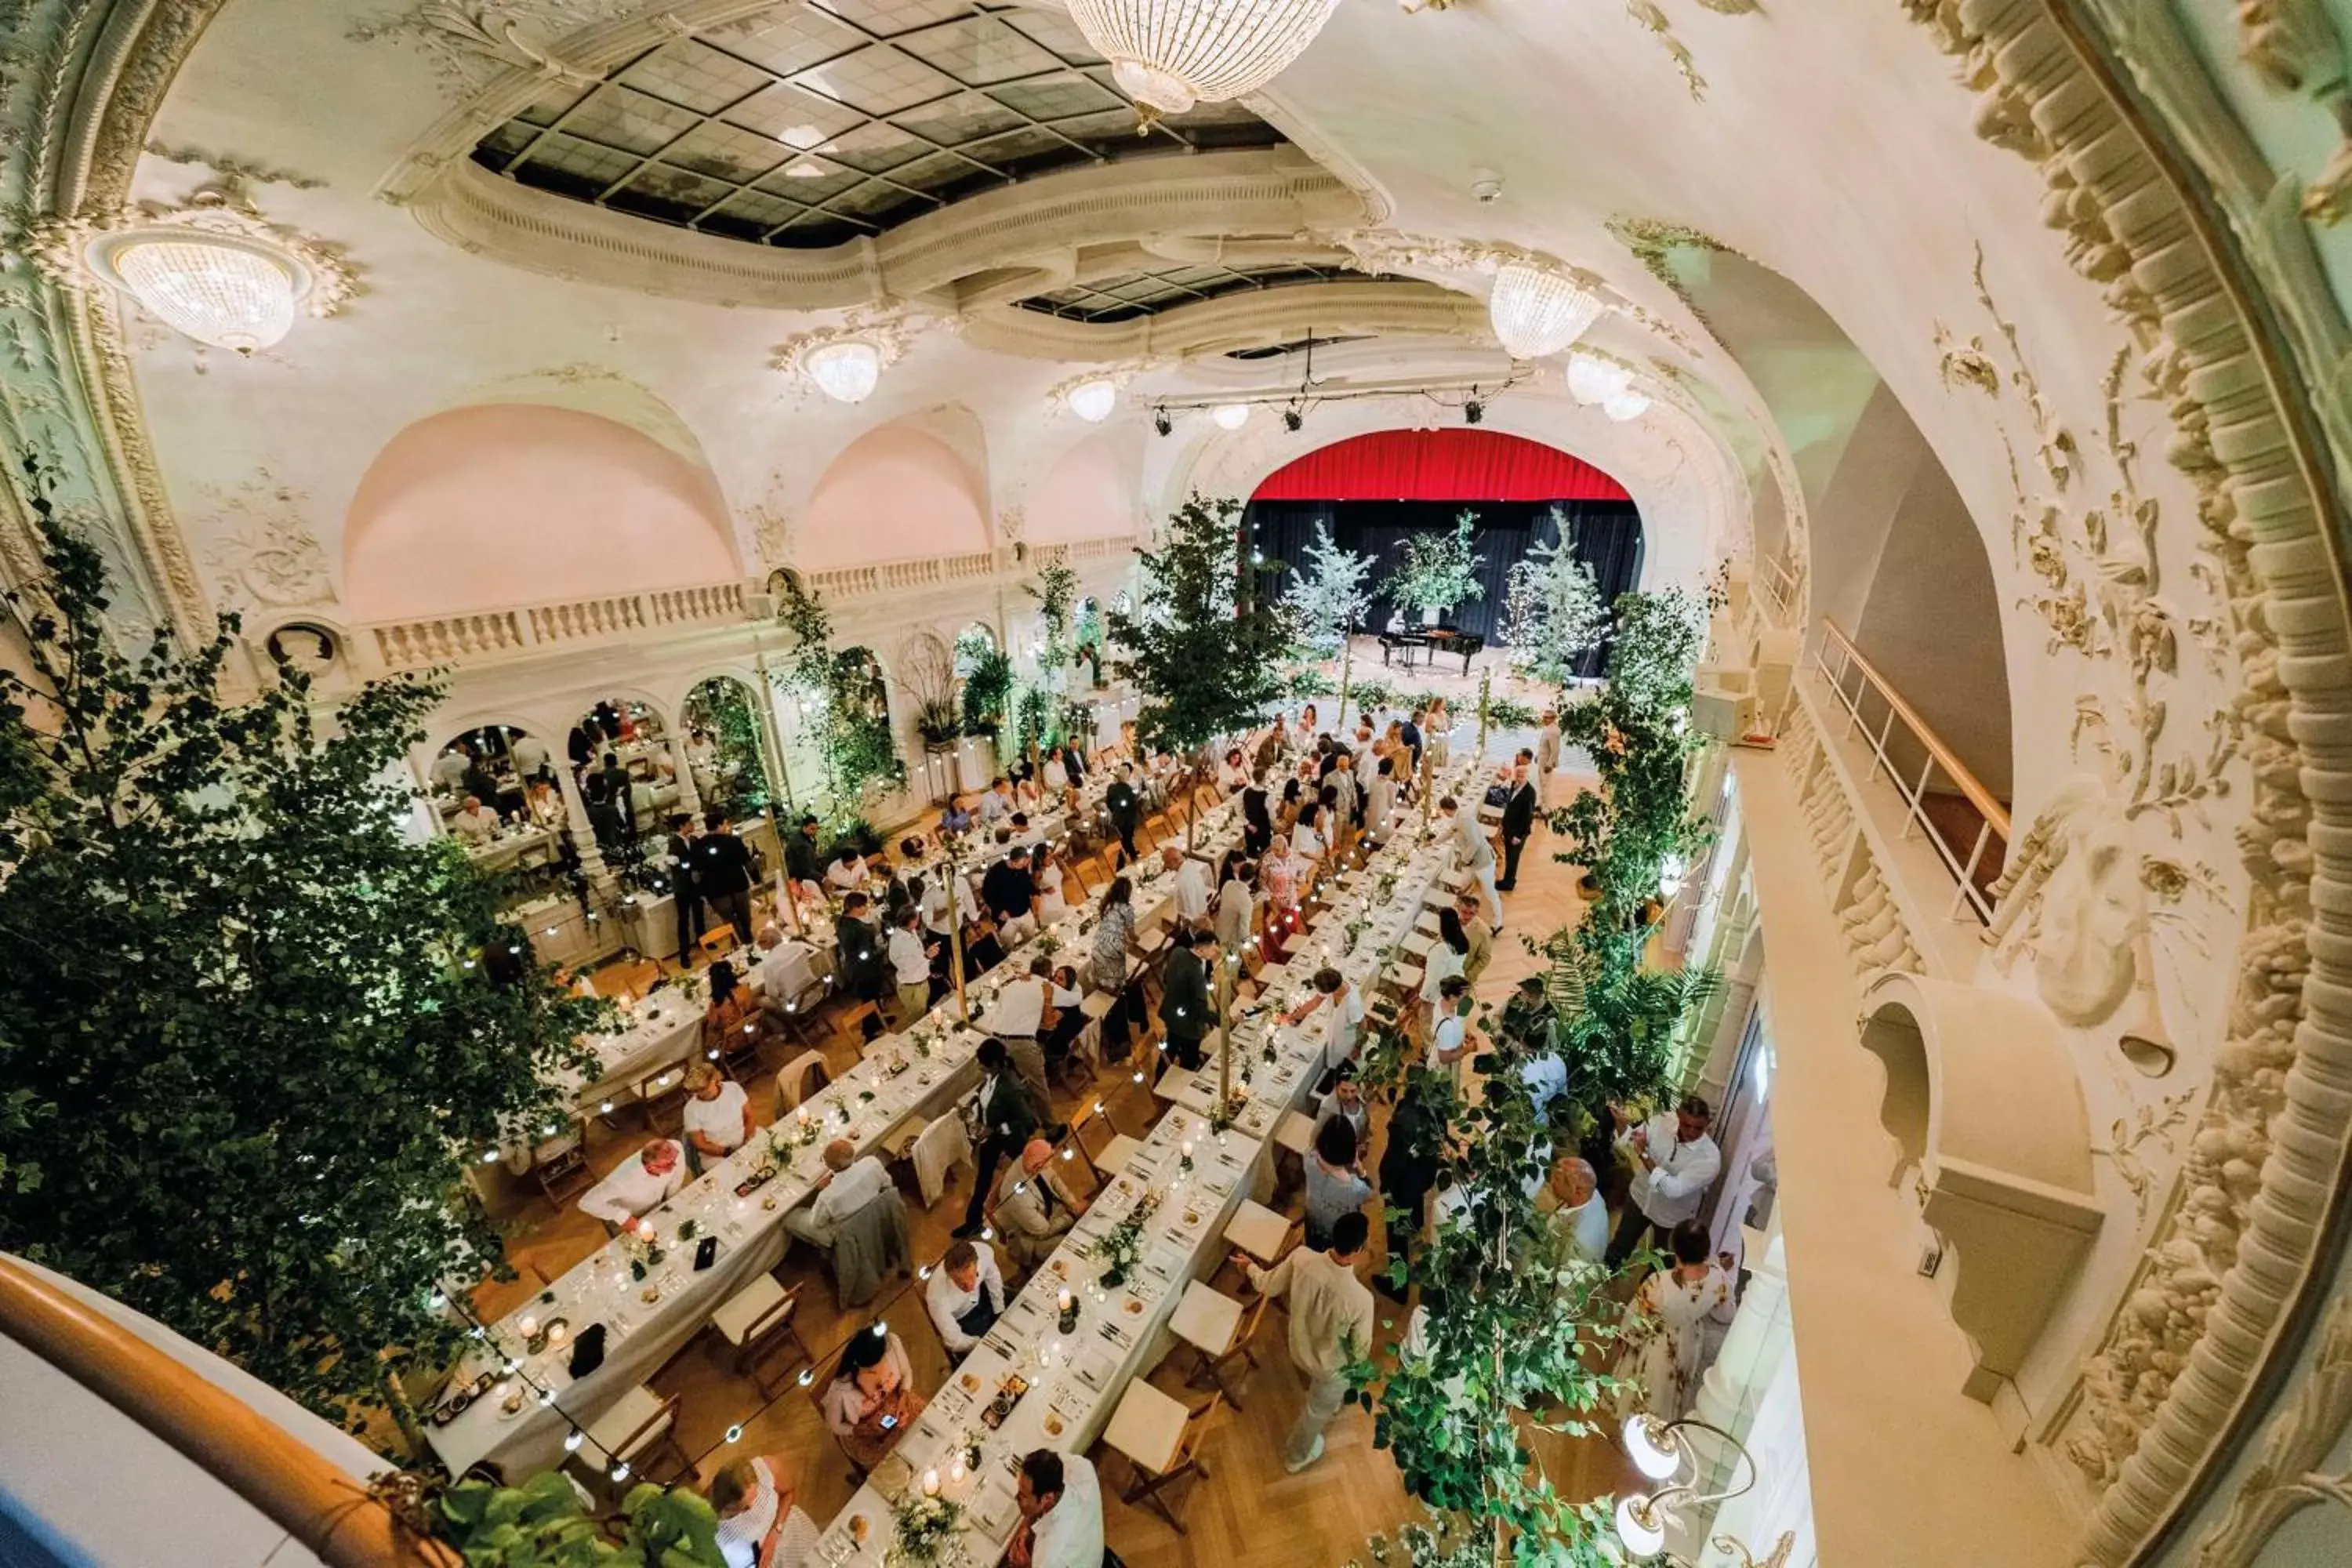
430,1472,726,1566
775,575,906,826
0,472,607,1432
1107,494,1292,757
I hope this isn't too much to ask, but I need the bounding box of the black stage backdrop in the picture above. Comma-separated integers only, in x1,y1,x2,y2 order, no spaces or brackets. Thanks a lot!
1243,499,1645,678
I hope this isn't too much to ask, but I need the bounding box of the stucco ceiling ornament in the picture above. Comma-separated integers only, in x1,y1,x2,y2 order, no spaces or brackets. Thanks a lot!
1933,322,2000,395
1624,0,1707,100
347,0,632,100
2234,0,2352,223
1047,362,1156,423
770,310,954,405
1330,230,1627,354
196,472,336,610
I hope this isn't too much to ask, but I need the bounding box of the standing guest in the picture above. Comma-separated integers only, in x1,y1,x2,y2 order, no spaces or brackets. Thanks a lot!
567,721,599,773
1241,775,1273,858
924,1237,1007,1356
991,1136,1085,1269
1158,924,1216,1071
1399,709,1425,776
1312,1071,1370,1148
1495,752,1540,891
666,813,702,964
578,1139,686,1230
681,1062,755,1174
833,891,886,1005
1424,908,1471,1005
1440,793,1501,924
1363,757,1399,841
597,750,633,813
511,730,551,784
1378,1073,1446,1301
1619,1220,1737,1421
709,1453,818,1568
463,748,504,813
1431,975,1475,1088
1282,966,1363,1084
430,739,474,794
958,1040,1038,1239
1537,1155,1610,1265
1327,755,1359,840
784,814,826,903
449,794,500,843
1164,845,1211,924
1607,1095,1723,1268
583,775,627,852
1536,708,1563,807
785,1139,892,1247
1104,764,1142,860
1008,1450,1102,1568
1087,877,1142,1062
697,809,760,943
1234,1210,1376,1474
1303,1114,1374,1254
982,958,1072,1112
981,845,1041,945
822,1323,925,1473
886,903,937,1028
1275,776,1303,837
1215,856,1257,956
1292,800,1327,863
1455,893,1495,983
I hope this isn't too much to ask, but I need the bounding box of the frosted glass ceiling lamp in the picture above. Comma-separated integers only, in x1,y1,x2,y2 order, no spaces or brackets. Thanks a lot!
804,339,882,404
1604,387,1653,422
89,229,310,354
1613,1494,1667,1558
1566,351,1633,407
1624,1414,1682,1481
1066,377,1119,423
1211,402,1252,430
1489,260,1602,360
1065,0,1345,114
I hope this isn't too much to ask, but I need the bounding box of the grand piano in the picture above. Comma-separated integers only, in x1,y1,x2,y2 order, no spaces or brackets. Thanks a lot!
1378,619,1486,673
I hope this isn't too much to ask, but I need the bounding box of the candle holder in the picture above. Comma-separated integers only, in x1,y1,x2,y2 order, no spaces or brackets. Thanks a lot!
1057,1288,1080,1334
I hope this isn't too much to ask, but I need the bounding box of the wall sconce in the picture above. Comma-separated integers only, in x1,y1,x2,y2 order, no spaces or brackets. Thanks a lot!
1613,1414,1782,1563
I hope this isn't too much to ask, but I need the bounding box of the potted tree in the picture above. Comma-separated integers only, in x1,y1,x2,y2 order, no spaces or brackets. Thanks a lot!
1383,509,1486,628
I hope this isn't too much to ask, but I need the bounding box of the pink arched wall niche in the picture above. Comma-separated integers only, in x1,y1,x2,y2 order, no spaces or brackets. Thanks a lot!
800,425,992,570
1027,434,1138,544
344,405,740,621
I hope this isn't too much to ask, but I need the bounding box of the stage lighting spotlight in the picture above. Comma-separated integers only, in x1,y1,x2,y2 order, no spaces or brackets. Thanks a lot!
1283,407,1303,432
1153,407,1173,437
1464,398,1485,425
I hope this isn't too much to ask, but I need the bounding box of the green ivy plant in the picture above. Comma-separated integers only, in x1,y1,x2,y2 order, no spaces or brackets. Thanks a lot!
682,677,771,818
1382,510,1487,619
955,626,1013,739
430,1472,725,1566
0,464,607,1436
774,575,906,828
1107,494,1291,762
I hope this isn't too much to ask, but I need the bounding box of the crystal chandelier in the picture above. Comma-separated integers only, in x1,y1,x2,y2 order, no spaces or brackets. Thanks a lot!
1604,387,1652,422
1566,351,1633,407
1489,261,1602,360
1065,377,1119,423
89,229,310,354
1065,0,1345,114
804,339,883,404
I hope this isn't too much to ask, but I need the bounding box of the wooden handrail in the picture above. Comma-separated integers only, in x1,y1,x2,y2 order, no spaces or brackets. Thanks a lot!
0,1256,453,1567
1817,619,2012,840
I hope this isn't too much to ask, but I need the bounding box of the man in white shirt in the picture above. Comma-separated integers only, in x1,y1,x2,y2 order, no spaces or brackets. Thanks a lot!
1163,845,1211,923
886,904,935,1027
510,731,551,784
1535,708,1563,806
754,925,818,1026
1009,1450,1102,1568
449,794,500,842
430,742,473,793
578,1139,686,1232
1607,1094,1722,1267
784,1139,891,1247
710,1454,820,1568
823,848,869,893
924,1237,1007,1355
1440,793,1501,923
1235,1210,1376,1473
1544,1155,1610,1265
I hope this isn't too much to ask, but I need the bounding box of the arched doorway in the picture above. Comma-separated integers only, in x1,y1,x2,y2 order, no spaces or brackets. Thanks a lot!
681,676,771,820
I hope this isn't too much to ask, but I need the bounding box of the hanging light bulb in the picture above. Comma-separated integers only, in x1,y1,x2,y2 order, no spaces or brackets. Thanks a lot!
1604,387,1652,422
804,339,883,404
1211,403,1251,431
1065,0,1344,114
90,228,309,354
1065,377,1119,423
564,1428,585,1453
1488,261,1602,360
1566,351,1633,407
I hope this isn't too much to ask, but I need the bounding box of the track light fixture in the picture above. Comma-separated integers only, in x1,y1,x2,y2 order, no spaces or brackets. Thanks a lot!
1464,397,1485,425
1283,407,1304,432
1152,407,1173,437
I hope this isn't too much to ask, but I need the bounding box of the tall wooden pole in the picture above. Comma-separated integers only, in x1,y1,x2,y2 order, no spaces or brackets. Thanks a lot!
943,838,970,1024
1475,667,1493,762
1333,641,1355,741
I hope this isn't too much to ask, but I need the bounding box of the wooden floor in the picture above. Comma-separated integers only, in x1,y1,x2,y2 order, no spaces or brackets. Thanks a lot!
458,695,1641,1566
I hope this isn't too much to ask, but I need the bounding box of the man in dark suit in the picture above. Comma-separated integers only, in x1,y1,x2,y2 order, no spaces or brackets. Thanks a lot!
958,1038,1040,1238
1496,753,1540,892
665,812,702,963
784,812,824,895
1158,924,1217,1071
695,808,757,943
1104,764,1142,860
1377,1068,1446,1301
833,890,886,1004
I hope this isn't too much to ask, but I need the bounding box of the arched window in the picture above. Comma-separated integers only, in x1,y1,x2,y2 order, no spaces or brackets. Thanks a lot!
682,676,771,818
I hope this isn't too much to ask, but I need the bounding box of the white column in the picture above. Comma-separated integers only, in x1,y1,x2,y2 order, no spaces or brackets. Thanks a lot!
554,760,613,894
668,731,704,817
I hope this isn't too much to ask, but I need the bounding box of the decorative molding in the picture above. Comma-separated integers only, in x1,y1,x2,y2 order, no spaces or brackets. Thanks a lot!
1627,0,1708,100
346,0,633,100
31,184,361,325
768,307,951,401
2234,0,2352,223
2189,1282,2352,1561
964,279,1487,363
140,140,324,191
193,470,335,611
1606,216,1749,348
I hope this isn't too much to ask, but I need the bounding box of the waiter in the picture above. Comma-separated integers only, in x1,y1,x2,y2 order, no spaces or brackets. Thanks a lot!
924,1238,1007,1356
665,812,702,964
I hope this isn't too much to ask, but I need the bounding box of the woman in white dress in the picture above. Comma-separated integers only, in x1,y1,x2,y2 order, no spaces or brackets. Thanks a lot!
1036,857,1071,921
1618,1220,1737,1422
1426,697,1452,769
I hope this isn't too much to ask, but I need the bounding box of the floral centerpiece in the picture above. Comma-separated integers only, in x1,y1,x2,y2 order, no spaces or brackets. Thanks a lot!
1036,931,1061,960
1088,1190,1160,1288
886,1488,965,1566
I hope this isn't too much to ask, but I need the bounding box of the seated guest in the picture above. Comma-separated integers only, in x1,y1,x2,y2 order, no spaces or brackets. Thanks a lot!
785,1138,891,1247
523,777,563,827
710,1451,819,1568
449,793,500,841
990,1137,1084,1269
924,1237,1007,1356
824,846,869,893
753,924,819,1024
1304,1114,1374,1254
702,960,771,1054
578,1139,686,1232
975,777,1013,824
1014,773,1042,811
785,814,826,901
939,795,975,837
822,1321,925,1474
1218,746,1251,795
1035,857,1071,921
681,1062,754,1174
981,845,1040,944
1040,749,1069,794
1157,924,1215,1073
1010,1449,1103,1568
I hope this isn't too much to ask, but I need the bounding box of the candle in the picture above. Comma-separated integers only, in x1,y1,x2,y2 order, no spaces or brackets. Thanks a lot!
546,1321,569,1347
1058,1288,1073,1312
1180,1140,1194,1162
517,1315,539,1340
922,1468,940,1497
949,1458,967,1484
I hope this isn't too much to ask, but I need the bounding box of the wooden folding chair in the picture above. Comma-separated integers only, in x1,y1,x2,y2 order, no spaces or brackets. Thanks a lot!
777,1050,832,1109
1184,1291,1270,1409
709,1272,812,1398
1122,1391,1224,1533
634,1062,690,1133
775,973,835,1047
575,1385,691,1490
696,924,736,963
1064,1098,1138,1189
527,1117,592,1209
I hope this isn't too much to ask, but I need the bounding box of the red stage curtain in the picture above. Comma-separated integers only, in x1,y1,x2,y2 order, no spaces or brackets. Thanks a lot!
1249,429,1631,503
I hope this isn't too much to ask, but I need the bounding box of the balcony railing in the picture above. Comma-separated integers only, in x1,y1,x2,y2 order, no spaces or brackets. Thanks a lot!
1757,550,1802,627
1810,619,2009,924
